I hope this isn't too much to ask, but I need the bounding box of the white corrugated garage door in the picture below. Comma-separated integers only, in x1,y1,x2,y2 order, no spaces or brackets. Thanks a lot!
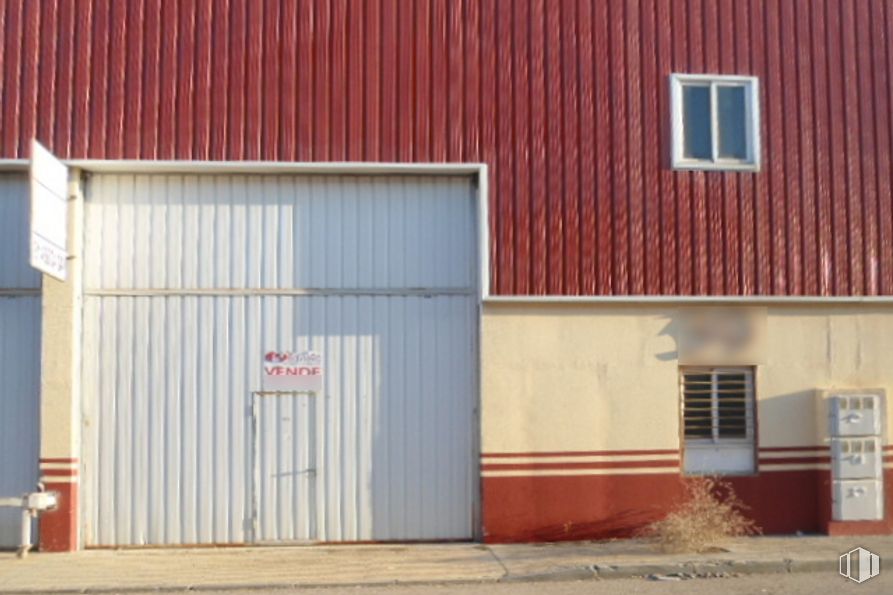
81,173,479,545
0,175,41,549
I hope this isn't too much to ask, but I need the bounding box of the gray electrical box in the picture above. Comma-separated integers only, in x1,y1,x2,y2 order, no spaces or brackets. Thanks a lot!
831,438,883,480
826,391,885,522
830,394,882,437
833,480,884,521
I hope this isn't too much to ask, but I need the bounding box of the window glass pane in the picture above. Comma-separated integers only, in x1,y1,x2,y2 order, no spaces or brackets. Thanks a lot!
683,372,714,439
717,391,748,438
682,85,712,159
717,86,748,159
684,406,713,439
683,370,752,440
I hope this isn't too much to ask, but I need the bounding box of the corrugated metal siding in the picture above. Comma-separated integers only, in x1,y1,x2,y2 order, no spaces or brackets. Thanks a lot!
0,297,40,548
0,175,40,289
81,174,477,544
0,175,40,548
83,174,476,291
2,0,891,297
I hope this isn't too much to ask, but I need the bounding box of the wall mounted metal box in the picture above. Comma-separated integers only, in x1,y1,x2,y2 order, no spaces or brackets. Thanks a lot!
24,492,57,512
831,438,883,480
833,480,884,521
829,394,882,437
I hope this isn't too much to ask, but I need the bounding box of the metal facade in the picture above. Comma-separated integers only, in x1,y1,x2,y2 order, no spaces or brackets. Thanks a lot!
0,174,40,548
1,0,892,296
0,175,39,289
81,174,478,545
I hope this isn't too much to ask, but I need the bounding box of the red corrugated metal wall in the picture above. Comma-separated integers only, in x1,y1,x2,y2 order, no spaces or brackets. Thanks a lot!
1,0,891,296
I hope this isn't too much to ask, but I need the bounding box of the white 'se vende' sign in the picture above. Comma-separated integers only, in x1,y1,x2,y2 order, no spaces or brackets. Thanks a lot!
263,350,323,392
29,140,68,280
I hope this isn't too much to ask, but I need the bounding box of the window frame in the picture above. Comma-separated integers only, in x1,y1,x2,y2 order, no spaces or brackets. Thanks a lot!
679,366,757,476
669,73,761,172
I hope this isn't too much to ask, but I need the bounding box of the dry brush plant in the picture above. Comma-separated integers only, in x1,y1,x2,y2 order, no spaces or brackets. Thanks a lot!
639,476,761,553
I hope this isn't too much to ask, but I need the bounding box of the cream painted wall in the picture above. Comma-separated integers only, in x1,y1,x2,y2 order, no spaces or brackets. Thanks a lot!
481,304,893,454
39,172,82,460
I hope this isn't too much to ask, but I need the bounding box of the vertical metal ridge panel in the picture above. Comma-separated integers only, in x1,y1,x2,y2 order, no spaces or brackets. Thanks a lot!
84,295,476,545
871,0,893,295
0,296,40,548
0,175,39,289
3,0,892,296
84,174,475,291
0,176,40,547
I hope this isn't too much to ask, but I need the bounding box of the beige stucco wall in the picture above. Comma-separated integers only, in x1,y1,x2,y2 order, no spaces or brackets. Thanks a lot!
481,303,893,454
39,172,83,461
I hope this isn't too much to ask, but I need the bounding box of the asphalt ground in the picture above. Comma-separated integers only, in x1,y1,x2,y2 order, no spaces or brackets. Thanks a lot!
125,571,893,595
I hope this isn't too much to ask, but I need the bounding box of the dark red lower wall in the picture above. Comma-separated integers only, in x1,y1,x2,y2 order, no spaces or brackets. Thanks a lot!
482,469,893,543
39,481,78,552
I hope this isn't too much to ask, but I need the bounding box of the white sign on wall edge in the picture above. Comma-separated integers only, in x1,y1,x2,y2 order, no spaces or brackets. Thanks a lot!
29,139,68,281
262,350,323,392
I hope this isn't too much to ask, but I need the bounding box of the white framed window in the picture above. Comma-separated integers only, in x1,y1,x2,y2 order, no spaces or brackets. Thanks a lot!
670,73,760,171
680,367,756,475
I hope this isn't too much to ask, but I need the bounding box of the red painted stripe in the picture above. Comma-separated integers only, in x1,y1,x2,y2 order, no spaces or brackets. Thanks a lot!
39,468,79,477
39,482,77,551
482,468,893,543
483,460,679,472
760,445,829,452
39,457,79,463
759,456,831,466
483,449,679,458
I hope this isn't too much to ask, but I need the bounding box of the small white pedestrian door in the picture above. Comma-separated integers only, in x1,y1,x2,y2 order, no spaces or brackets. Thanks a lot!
253,393,319,542
82,173,478,545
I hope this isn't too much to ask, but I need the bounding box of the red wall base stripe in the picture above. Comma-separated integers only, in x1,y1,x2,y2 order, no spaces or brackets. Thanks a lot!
39,482,78,552
482,469,893,543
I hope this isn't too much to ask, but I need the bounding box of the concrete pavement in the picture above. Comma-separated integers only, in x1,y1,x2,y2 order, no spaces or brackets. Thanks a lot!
1,536,891,593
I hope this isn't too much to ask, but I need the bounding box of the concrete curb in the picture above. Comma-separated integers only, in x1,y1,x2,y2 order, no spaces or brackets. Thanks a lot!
589,557,830,580
0,556,835,593
499,556,832,584
0,579,500,595
499,566,597,583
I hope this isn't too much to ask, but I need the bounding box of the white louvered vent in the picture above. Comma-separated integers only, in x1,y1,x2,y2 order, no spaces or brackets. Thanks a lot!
681,367,755,475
